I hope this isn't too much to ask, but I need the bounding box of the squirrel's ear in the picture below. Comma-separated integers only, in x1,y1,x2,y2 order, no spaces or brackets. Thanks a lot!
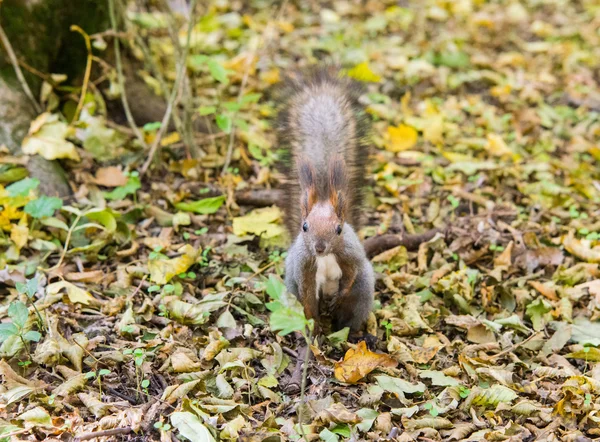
328,156,347,219
298,158,317,217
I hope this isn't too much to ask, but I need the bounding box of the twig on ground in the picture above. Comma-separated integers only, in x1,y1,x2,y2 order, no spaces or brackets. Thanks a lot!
108,0,148,150
74,427,132,442
140,0,198,176
363,228,443,258
0,23,42,113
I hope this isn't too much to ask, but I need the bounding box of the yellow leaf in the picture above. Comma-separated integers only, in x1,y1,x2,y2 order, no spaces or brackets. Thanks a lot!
232,206,285,239
563,231,600,263
386,124,418,152
260,68,280,85
46,281,96,305
423,114,444,144
160,132,181,147
148,244,198,284
346,62,381,83
10,216,28,249
21,113,80,161
486,134,512,157
334,341,397,384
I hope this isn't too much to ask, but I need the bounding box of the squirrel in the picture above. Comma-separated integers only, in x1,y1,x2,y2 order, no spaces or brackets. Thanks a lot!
276,65,374,334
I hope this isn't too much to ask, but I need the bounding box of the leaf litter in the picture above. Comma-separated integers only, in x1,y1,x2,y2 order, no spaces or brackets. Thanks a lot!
1,0,600,441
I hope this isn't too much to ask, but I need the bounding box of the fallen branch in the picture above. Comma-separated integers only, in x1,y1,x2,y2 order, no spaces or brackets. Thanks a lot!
70,26,93,123
0,23,42,114
363,228,443,258
74,427,132,442
236,189,282,207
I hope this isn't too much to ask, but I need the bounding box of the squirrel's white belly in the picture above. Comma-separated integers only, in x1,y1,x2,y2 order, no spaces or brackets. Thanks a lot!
315,254,342,300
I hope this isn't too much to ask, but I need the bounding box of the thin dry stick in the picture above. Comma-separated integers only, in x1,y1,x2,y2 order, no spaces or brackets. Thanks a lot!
221,0,288,175
49,211,83,271
0,23,42,113
108,0,148,150
70,26,93,123
140,0,197,176
161,0,200,159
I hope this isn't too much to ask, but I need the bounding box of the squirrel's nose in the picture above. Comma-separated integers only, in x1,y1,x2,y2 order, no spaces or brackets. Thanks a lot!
315,241,326,254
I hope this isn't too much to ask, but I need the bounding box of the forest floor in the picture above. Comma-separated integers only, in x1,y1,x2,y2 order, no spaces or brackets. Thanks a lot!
2,0,600,441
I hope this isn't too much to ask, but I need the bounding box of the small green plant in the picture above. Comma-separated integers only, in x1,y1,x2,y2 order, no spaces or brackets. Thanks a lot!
15,277,44,328
154,421,172,432
0,301,42,348
198,247,211,267
489,243,504,252
447,194,460,209
149,246,168,260
381,320,393,341
104,171,141,201
423,401,440,417
195,227,209,235
123,348,151,398
85,368,111,397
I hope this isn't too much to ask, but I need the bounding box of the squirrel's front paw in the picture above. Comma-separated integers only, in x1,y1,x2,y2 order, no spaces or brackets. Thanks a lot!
348,333,378,350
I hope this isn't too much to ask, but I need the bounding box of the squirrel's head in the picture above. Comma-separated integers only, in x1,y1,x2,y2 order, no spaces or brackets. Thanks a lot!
298,156,347,257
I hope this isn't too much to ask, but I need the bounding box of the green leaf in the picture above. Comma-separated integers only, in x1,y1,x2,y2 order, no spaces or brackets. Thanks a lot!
375,375,426,396
269,308,307,336
16,277,38,298
86,208,117,233
240,93,262,104
6,178,40,197
331,424,351,437
526,298,553,331
0,323,19,341
433,51,470,68
222,102,242,112
319,428,339,442
40,217,70,231
570,317,600,346
216,114,233,133
207,60,228,84
198,106,217,116
143,121,162,131
24,196,63,219
355,409,378,432
175,195,225,215
8,301,29,329
419,370,460,386
23,330,41,342
170,411,216,442
265,274,286,303
104,176,141,201
327,327,349,349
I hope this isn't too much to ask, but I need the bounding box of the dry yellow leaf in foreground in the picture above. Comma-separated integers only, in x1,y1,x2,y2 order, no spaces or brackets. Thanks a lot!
386,124,418,153
334,341,397,384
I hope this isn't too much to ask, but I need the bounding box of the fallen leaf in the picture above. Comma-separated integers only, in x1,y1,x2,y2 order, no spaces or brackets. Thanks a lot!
334,341,397,383
22,113,80,161
93,166,127,187
563,231,600,263
232,206,285,239
46,280,96,305
148,244,198,284
385,124,418,152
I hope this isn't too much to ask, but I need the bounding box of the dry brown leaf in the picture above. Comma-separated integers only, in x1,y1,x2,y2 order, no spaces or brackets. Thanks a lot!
93,166,127,187
563,231,600,263
334,341,397,384
529,280,559,301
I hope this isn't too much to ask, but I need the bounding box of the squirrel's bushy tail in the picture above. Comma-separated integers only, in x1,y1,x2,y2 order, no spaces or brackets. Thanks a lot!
276,65,370,238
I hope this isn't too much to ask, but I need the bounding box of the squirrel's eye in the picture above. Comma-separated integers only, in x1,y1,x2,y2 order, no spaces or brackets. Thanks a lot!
336,225,342,235
302,222,308,232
